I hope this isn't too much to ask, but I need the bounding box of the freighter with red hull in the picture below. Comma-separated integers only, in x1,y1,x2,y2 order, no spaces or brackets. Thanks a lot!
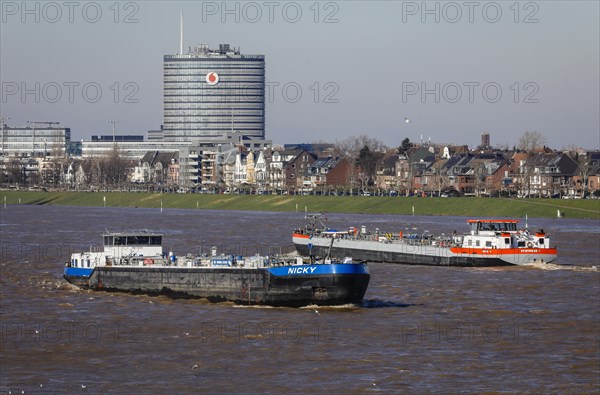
293,216,558,267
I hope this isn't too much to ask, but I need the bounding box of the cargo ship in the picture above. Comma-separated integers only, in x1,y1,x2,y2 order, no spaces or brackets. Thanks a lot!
63,230,370,307
293,215,558,266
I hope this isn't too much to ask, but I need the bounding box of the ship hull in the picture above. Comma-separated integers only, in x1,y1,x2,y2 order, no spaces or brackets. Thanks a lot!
63,267,94,286
293,235,557,267
63,264,370,307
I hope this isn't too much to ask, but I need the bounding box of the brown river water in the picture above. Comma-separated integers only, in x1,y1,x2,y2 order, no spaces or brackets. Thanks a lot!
1,205,599,393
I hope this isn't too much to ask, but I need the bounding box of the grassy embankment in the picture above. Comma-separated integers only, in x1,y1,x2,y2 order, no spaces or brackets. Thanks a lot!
1,191,599,219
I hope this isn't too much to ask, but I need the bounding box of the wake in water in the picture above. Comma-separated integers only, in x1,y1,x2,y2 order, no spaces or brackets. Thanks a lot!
233,303,360,310
524,262,598,272
299,303,359,310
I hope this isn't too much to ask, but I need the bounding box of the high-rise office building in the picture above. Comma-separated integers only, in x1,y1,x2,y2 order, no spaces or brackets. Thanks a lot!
163,43,265,142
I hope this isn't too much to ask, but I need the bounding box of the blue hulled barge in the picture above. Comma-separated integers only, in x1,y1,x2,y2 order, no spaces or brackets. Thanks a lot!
64,231,369,307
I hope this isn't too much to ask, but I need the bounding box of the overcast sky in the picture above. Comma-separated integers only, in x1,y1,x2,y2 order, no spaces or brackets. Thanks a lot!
1,1,598,150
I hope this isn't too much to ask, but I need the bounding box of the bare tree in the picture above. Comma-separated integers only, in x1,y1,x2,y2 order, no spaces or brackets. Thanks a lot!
395,158,413,196
78,159,96,189
356,145,383,187
493,142,510,151
518,131,548,152
519,160,536,197
577,152,592,197
430,160,448,196
5,159,24,185
332,135,386,192
333,135,386,160
563,144,579,156
98,147,130,189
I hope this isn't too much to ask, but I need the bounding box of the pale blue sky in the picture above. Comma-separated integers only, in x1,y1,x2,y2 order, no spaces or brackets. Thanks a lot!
1,1,598,149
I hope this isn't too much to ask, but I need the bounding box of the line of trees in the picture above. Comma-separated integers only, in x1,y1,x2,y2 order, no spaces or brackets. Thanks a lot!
2,147,131,190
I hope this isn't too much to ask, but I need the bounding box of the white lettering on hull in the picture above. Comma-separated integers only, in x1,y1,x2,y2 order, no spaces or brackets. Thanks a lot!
287,267,317,275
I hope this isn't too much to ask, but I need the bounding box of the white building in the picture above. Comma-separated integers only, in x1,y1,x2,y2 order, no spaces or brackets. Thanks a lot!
0,124,70,157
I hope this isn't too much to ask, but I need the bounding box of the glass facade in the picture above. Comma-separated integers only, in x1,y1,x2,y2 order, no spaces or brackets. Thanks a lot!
0,127,70,156
163,44,265,142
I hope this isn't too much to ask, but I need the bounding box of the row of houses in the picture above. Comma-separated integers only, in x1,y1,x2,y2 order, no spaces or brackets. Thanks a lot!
383,146,599,197
130,145,600,196
2,144,599,197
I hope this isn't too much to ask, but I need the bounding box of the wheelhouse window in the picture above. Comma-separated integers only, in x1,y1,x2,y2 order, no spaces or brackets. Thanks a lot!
104,234,161,246
127,236,150,245
477,222,517,232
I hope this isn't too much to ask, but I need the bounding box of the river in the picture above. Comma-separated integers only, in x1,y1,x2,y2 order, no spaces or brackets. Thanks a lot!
1,205,598,393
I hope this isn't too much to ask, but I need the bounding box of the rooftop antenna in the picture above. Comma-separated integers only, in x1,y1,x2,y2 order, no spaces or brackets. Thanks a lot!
179,11,184,55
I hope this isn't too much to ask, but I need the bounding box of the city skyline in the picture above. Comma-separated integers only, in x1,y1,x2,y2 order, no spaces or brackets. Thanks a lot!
1,1,598,149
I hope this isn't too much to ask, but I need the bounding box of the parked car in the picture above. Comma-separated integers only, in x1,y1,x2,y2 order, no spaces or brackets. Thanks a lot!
442,189,462,197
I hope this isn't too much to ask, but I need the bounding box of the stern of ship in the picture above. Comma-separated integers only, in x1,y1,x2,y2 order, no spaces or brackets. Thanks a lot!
266,263,370,307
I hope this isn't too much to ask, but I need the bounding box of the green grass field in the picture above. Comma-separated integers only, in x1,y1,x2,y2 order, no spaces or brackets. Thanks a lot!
1,191,599,219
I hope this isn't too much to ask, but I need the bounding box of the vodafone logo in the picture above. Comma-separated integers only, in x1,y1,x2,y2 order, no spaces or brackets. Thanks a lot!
206,72,219,85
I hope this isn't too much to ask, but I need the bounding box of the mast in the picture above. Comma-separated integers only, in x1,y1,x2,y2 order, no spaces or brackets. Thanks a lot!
179,11,183,55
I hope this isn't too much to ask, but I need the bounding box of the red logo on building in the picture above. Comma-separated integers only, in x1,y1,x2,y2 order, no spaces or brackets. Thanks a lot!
206,72,219,85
